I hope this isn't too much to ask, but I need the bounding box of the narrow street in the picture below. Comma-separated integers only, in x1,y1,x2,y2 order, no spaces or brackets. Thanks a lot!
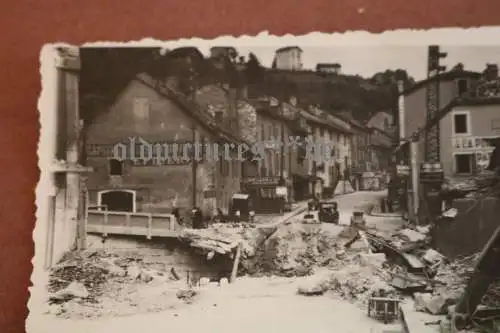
30,191,405,333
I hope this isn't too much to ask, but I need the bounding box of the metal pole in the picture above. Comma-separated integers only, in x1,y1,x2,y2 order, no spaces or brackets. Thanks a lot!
192,126,197,207
280,122,285,180
397,80,405,144
410,138,420,221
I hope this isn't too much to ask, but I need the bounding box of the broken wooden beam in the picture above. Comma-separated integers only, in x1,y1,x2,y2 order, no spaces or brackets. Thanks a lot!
230,242,242,284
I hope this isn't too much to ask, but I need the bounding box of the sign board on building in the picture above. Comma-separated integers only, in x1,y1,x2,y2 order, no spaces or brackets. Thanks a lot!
451,136,496,152
451,136,496,173
396,164,410,176
203,189,216,198
419,162,444,184
275,186,287,196
244,177,281,186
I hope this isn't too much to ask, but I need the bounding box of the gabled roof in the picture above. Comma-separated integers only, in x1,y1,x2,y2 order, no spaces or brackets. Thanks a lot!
136,73,244,145
276,46,303,53
421,96,500,135
300,110,353,135
401,70,481,96
335,111,367,131
394,96,500,152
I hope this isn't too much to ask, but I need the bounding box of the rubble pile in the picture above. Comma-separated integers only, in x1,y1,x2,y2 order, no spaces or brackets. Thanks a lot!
46,250,198,318
48,251,115,303
354,223,500,317
243,223,340,277
326,254,399,305
435,252,500,307
178,228,243,255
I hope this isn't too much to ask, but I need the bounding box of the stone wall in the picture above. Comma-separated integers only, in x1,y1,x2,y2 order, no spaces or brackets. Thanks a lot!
86,234,230,279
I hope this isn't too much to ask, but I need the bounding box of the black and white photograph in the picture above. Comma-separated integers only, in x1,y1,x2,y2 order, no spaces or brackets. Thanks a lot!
30,29,500,333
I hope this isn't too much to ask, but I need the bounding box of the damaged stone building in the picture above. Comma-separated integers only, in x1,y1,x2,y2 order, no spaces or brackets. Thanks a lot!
84,73,244,219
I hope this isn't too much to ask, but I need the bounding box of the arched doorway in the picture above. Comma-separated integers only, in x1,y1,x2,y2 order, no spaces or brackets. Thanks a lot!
98,190,136,212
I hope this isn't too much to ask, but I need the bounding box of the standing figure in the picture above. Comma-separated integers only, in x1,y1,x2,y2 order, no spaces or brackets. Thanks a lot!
331,202,339,224
172,207,183,225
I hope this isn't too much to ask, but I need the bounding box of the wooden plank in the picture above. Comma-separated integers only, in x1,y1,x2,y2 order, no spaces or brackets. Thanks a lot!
169,216,175,231
400,300,444,333
147,214,152,240
87,210,175,219
125,213,131,228
358,230,372,253
230,242,242,283
103,211,108,237
87,225,180,238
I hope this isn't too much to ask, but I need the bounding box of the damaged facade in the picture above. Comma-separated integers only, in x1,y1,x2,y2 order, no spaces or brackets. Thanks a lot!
84,73,244,219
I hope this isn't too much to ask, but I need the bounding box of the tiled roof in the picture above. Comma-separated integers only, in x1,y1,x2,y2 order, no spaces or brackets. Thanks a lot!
401,70,481,96
335,111,367,130
300,110,353,135
421,96,500,134
136,73,244,145
276,46,303,53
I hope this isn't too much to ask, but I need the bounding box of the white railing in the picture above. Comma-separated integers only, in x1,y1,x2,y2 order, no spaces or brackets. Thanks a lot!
86,209,180,239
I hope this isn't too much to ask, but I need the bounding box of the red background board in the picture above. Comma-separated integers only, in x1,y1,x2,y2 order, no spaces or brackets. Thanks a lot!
0,1,499,332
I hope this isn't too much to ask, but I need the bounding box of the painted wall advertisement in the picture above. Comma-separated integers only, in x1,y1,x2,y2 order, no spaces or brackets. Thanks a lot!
451,136,496,171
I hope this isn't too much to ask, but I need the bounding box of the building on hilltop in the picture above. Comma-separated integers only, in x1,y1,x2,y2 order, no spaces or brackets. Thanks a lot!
209,46,238,60
316,63,341,75
272,46,303,71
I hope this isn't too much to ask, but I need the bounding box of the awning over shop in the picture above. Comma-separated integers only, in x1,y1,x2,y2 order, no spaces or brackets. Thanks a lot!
292,174,322,182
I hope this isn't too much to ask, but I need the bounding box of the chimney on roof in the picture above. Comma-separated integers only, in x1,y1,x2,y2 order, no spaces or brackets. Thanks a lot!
452,63,464,71
484,64,499,81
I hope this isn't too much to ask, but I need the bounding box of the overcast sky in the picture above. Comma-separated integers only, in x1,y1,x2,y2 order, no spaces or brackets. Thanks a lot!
205,46,500,81
152,28,500,81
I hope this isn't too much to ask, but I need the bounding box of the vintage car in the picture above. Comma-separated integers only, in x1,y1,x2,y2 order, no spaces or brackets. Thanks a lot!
229,193,255,222
318,201,339,224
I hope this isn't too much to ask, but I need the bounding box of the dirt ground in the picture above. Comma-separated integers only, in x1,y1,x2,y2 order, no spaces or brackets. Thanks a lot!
32,191,410,333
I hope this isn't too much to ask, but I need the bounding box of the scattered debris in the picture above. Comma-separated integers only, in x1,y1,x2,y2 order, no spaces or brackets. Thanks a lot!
49,281,89,302
414,292,453,315
176,289,198,303
397,228,427,243
297,272,332,296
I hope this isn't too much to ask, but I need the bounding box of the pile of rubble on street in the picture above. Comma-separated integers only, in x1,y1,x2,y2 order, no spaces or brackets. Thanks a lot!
46,250,201,318
294,220,500,319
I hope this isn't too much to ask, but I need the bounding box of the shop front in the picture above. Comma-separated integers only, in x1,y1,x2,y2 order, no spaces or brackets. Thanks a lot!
241,177,291,214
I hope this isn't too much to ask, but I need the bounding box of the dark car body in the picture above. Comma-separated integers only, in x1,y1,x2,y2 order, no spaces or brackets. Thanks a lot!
318,202,339,224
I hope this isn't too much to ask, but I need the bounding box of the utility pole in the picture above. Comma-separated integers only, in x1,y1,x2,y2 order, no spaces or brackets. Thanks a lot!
422,45,447,222
410,133,420,222
187,59,198,208
280,121,285,182
192,125,197,208
425,45,447,163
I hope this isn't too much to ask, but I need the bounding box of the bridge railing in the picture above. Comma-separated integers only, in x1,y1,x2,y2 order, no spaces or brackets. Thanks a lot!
86,208,182,238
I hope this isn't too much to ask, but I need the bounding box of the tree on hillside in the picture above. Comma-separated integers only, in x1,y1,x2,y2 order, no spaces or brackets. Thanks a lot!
80,47,162,122
245,52,265,84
